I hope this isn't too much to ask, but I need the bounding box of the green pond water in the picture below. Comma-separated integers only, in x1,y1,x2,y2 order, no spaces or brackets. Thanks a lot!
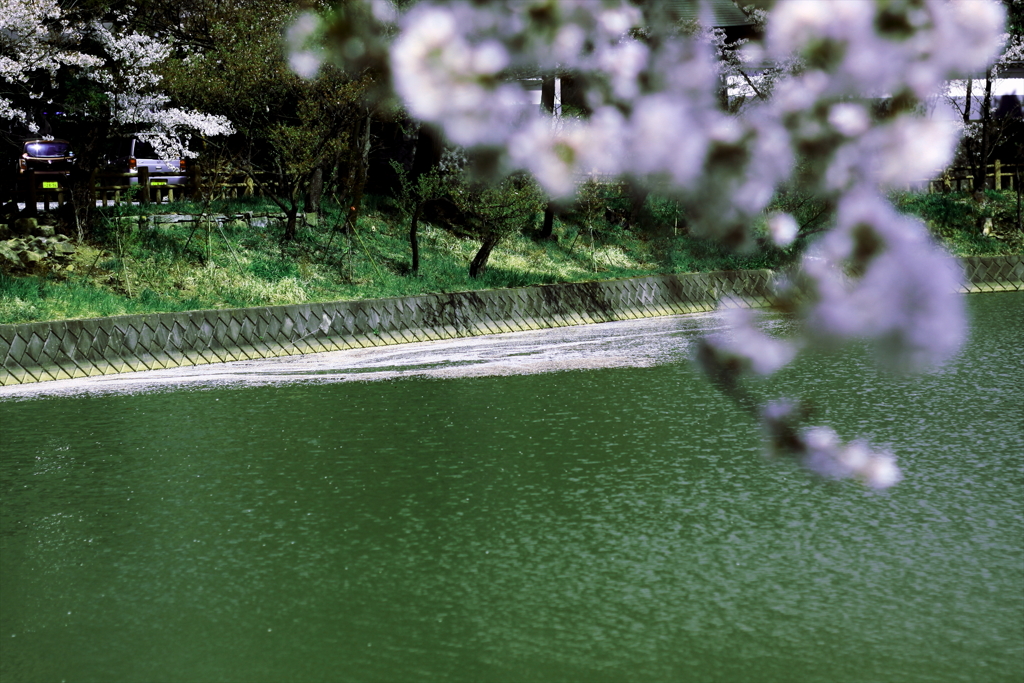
1,292,1022,683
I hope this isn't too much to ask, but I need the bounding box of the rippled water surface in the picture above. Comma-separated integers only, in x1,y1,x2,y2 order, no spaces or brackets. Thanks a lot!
1,293,1022,683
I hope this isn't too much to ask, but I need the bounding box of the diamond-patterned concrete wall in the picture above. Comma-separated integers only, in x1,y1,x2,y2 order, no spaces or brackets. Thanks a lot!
961,255,1024,292
1,257,1019,386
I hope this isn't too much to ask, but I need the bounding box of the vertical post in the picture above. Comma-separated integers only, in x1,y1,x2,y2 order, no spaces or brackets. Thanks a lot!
139,166,150,205
994,159,1002,191
979,68,993,191
26,170,38,216
539,75,557,240
189,161,201,200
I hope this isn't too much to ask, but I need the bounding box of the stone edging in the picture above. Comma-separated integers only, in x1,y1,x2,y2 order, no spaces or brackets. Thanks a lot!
1,255,1021,386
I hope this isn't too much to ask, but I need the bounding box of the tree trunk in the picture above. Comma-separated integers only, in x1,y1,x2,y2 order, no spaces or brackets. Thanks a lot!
59,117,108,238
69,169,94,242
538,202,555,240
410,123,443,184
304,166,323,213
469,233,500,278
962,78,976,192
342,109,373,235
410,202,421,273
976,69,993,192
68,143,103,241
963,77,972,128
1016,164,1022,231
627,185,650,231
537,76,557,240
541,75,556,114
284,204,298,241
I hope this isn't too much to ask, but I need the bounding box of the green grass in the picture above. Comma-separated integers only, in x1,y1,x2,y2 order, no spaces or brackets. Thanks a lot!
0,197,660,324
2,190,1020,325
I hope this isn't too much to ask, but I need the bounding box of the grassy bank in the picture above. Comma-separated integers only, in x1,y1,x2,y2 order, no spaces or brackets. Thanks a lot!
1,190,1020,325
0,193,793,324
891,189,1024,256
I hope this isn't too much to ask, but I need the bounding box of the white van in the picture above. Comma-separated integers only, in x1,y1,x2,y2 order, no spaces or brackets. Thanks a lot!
108,138,188,186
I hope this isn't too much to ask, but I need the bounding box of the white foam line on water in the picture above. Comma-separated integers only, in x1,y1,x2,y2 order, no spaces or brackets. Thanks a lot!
0,312,728,400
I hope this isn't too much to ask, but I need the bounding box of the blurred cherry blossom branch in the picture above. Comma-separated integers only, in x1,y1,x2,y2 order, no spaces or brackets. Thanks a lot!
288,0,1008,488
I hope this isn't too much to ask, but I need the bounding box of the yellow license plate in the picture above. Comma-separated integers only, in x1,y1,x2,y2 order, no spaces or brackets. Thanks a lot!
42,181,59,189
150,180,167,186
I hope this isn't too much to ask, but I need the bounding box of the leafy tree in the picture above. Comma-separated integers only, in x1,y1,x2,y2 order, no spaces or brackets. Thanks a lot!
157,0,372,242
397,145,544,277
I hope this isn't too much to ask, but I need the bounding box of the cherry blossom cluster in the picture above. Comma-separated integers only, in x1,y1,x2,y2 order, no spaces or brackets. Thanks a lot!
761,401,903,490
0,0,103,132
88,21,234,157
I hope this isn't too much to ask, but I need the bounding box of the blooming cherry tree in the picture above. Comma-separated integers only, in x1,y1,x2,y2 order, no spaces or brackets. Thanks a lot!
0,0,232,155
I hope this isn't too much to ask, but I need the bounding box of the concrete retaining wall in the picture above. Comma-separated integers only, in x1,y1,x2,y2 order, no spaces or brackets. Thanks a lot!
959,254,1024,292
2,255,1021,386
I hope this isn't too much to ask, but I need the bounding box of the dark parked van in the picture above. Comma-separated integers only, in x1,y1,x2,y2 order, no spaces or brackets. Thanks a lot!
18,139,75,174
0,138,75,201
17,138,74,186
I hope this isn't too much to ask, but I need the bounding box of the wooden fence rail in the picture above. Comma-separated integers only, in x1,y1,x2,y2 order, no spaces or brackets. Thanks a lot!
7,168,280,210
8,160,1023,212
925,160,1020,193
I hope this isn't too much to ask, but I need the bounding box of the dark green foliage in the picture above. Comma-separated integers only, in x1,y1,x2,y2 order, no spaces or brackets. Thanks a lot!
895,192,975,228
767,185,834,238
668,234,793,273
562,180,633,229
893,190,1024,255
411,166,546,277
